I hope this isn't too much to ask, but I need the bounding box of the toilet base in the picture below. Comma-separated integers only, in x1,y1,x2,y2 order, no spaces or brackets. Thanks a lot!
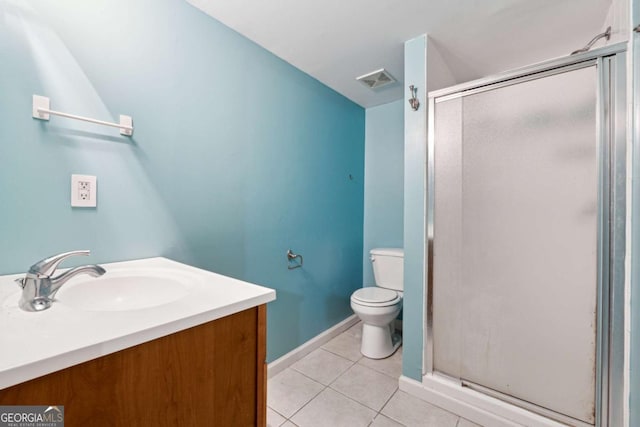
360,323,402,359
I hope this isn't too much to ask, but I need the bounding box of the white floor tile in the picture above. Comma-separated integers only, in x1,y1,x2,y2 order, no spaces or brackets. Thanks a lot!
457,418,483,427
370,414,405,426
330,364,398,411
381,390,459,427
322,332,363,362
292,348,354,385
264,328,488,427
267,407,287,427
291,388,376,427
357,346,403,379
268,368,325,418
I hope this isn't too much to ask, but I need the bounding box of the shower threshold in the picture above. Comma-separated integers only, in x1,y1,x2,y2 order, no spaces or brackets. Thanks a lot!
399,373,594,427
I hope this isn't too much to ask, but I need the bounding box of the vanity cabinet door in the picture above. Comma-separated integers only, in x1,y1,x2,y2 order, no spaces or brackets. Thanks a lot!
0,305,267,427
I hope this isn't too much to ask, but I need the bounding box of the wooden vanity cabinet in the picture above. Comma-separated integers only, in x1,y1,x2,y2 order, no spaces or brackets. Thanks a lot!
0,305,267,427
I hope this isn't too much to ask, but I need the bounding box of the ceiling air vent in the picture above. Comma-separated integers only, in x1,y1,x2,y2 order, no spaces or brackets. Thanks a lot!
356,68,396,90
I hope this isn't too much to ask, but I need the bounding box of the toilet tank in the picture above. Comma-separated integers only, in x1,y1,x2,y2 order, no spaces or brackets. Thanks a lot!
370,248,404,291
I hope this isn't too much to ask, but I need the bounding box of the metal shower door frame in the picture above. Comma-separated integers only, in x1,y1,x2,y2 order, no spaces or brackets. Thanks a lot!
424,43,627,427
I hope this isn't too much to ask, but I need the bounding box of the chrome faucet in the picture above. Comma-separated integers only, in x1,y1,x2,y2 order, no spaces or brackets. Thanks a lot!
16,250,106,312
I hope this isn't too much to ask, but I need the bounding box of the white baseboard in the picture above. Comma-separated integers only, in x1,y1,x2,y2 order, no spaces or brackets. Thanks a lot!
399,375,573,427
267,314,359,378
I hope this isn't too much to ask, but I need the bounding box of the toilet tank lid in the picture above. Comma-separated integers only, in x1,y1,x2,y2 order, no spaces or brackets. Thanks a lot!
370,248,404,257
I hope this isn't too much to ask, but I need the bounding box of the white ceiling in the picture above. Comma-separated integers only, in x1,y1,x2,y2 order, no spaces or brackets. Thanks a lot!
187,0,612,108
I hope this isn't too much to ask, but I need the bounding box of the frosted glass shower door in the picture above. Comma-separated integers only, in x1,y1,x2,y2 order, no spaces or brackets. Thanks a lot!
432,65,598,424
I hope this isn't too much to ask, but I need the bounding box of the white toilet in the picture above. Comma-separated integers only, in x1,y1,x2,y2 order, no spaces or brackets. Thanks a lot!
350,248,403,359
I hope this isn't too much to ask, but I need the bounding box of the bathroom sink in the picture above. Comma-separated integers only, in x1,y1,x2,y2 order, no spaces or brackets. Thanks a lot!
57,269,196,311
0,257,276,390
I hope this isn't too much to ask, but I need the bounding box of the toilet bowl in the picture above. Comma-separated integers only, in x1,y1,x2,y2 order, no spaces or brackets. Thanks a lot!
351,248,404,359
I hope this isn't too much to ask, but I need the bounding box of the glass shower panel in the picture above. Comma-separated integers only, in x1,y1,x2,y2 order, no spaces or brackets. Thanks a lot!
432,97,463,378
459,66,597,424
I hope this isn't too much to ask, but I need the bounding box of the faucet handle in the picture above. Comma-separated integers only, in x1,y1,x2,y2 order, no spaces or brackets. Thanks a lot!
28,250,91,277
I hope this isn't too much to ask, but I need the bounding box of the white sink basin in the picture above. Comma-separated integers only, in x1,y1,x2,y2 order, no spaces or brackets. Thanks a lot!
0,257,276,390
57,269,197,311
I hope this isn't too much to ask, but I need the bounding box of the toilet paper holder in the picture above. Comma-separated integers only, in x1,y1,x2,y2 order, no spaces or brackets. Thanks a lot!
287,249,303,270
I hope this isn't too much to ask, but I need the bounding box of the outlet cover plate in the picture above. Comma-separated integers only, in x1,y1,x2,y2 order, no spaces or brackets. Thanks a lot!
71,174,97,208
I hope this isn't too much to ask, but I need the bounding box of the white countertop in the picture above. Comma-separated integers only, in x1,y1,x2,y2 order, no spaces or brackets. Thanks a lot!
0,257,276,389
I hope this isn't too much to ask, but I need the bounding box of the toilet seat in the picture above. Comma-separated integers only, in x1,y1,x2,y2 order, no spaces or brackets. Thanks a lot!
351,288,401,307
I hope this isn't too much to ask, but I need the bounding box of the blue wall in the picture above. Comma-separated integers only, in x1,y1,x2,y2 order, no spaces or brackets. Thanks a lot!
402,35,427,381
0,0,365,362
363,100,404,284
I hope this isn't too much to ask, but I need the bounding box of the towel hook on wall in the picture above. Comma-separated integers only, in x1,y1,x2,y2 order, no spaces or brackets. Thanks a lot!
287,249,303,270
570,26,611,55
408,85,420,111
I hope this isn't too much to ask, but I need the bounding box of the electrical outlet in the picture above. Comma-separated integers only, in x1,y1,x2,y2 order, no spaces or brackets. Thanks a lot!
71,175,97,207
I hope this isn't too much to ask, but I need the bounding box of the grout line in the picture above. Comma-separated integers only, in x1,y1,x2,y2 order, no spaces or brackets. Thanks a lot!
325,361,404,413
360,366,402,380
319,340,363,363
325,360,358,387
286,366,324,385
356,358,404,382
327,382,388,413
283,370,382,423
320,332,365,363
288,349,356,383
271,326,406,426
268,367,325,423
289,363,354,387
378,389,409,425
297,347,356,368
351,360,398,378
284,381,329,422
370,411,406,427
378,387,400,415
268,315,359,379
324,360,400,415
267,405,288,421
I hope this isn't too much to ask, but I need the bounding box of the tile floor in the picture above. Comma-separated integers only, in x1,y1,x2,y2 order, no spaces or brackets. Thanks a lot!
267,322,482,427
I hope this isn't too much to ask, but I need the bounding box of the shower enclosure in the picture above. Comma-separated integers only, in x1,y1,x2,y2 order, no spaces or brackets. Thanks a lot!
425,44,626,427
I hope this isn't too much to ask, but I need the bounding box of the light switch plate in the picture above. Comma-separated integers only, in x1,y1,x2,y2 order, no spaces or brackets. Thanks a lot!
71,174,97,207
